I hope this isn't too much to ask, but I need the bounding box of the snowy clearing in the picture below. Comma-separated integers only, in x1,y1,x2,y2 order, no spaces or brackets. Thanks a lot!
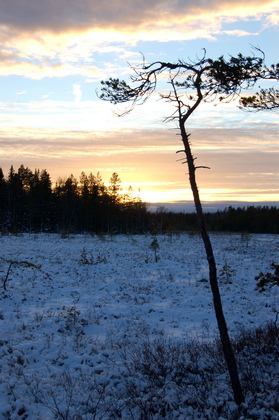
0,233,278,419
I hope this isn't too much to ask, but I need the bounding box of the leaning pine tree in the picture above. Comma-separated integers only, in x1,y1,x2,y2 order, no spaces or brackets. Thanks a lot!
99,50,266,406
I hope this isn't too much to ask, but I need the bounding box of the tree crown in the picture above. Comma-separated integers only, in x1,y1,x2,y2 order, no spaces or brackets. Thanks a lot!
99,50,268,120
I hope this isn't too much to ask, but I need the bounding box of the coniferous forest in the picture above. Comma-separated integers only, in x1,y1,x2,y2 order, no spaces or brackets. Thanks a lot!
0,165,279,234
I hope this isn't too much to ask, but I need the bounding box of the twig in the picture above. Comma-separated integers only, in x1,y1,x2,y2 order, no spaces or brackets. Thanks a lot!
3,262,12,291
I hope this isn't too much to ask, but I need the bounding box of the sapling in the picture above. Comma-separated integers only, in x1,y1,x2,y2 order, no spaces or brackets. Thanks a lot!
3,261,12,291
150,237,159,262
241,232,251,249
219,262,236,284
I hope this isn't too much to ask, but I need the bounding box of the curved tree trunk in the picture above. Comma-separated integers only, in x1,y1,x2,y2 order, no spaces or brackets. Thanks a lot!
179,120,244,406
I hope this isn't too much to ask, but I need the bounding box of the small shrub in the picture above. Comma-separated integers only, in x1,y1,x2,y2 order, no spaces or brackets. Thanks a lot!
95,254,107,264
24,370,117,419
79,248,94,265
255,262,279,291
233,321,279,404
219,262,235,284
78,248,107,265
60,230,69,239
235,321,279,353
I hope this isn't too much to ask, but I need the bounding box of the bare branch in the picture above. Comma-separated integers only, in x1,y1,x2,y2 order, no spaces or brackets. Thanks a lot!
195,166,211,170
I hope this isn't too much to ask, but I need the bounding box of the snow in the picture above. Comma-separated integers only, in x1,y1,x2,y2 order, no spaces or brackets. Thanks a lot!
0,232,278,419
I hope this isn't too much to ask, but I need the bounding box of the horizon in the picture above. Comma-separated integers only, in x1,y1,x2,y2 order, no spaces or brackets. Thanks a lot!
2,162,278,214
148,200,279,213
1,163,279,213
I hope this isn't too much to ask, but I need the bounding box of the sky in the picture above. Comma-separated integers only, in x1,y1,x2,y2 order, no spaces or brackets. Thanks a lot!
0,0,278,209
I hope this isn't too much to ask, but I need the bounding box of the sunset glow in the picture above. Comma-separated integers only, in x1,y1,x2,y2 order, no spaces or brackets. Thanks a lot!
0,0,278,207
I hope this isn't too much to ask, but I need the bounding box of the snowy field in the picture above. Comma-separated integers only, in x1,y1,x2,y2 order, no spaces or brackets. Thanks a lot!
0,232,278,419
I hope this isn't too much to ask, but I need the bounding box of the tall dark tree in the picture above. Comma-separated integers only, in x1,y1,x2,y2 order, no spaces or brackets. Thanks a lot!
79,172,90,201
87,171,107,232
6,165,26,230
108,172,122,203
0,168,8,229
32,169,53,231
53,174,80,231
106,172,122,233
99,50,266,405
17,164,34,191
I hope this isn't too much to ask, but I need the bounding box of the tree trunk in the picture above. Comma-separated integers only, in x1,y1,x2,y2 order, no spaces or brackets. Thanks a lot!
179,120,244,406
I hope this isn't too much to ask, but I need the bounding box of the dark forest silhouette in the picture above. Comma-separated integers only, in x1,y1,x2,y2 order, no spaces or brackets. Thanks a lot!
0,165,278,234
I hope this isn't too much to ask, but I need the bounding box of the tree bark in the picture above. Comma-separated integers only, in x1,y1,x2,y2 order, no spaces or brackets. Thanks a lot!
179,120,244,406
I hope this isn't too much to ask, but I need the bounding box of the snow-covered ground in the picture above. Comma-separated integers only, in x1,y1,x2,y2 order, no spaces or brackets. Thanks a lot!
0,233,278,419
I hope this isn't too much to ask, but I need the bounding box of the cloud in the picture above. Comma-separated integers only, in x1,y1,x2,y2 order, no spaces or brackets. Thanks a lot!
0,55,104,79
0,126,278,174
0,0,277,79
0,28,140,79
0,0,278,33
222,29,259,36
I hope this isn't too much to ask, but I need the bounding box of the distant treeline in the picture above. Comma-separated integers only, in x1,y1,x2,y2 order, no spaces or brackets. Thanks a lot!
152,206,279,234
0,165,278,234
